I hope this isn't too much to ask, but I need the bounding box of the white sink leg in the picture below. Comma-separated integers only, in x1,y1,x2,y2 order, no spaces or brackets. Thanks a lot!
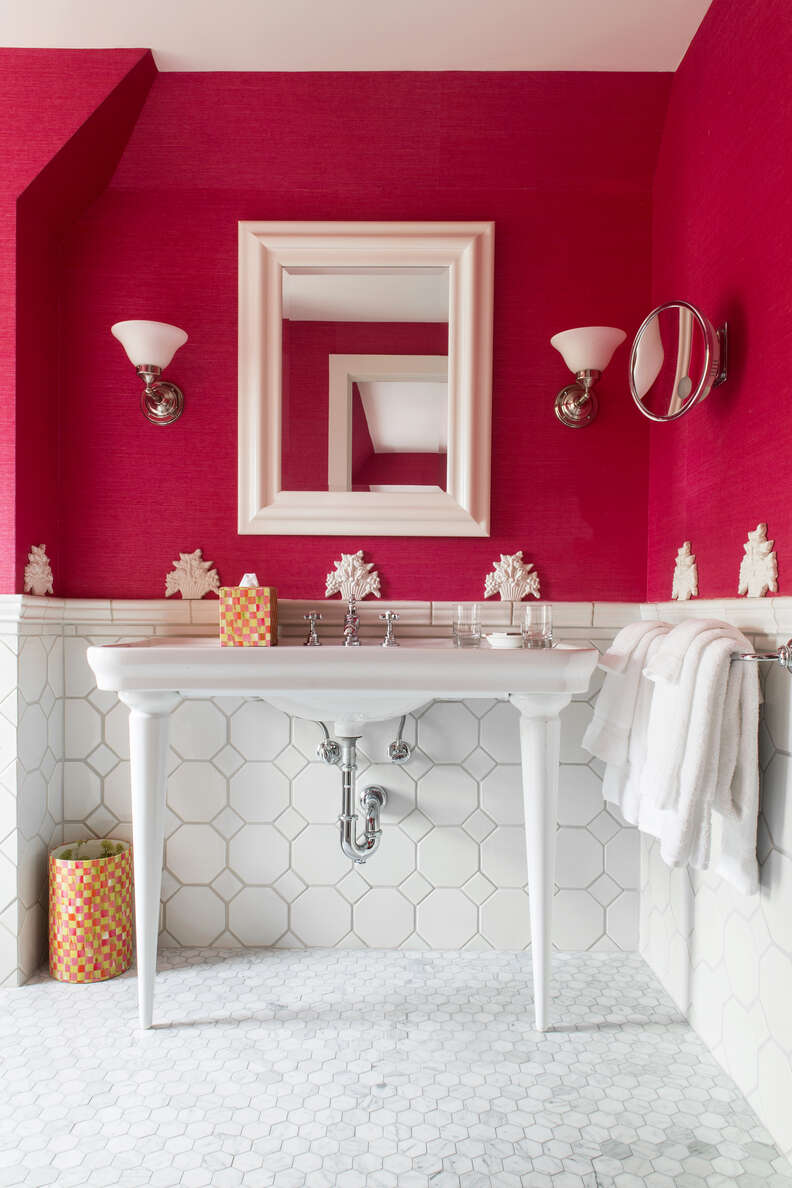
120,691,179,1030
509,693,572,1032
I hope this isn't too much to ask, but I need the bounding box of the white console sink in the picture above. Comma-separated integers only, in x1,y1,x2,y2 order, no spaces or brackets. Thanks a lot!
88,634,595,731
88,634,598,1033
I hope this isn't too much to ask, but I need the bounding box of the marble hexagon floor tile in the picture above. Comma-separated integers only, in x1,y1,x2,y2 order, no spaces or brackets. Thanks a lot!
2,950,791,1188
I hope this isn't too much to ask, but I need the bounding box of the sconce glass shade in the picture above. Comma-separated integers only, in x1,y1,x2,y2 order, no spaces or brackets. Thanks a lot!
111,320,188,369
550,326,626,374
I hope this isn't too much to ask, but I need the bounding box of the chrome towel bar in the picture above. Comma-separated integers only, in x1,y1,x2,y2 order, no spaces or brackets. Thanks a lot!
731,640,792,672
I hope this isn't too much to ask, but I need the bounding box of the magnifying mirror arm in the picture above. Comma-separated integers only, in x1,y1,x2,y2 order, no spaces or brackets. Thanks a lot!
713,323,728,387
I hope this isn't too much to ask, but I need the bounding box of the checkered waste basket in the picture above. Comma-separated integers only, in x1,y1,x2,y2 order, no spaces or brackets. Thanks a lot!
49,839,133,983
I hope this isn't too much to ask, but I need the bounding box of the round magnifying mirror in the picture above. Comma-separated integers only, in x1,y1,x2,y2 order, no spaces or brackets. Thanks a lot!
629,300,727,422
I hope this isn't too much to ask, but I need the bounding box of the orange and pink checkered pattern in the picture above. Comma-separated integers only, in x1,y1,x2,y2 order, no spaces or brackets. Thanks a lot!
219,586,278,647
48,847,133,983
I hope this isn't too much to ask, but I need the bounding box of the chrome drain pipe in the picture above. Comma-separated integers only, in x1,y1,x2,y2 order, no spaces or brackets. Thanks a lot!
337,735,386,864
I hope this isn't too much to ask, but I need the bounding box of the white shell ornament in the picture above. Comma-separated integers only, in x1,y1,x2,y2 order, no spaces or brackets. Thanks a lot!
23,544,53,596
484,551,540,601
325,551,381,602
738,523,778,598
671,541,698,601
165,548,220,599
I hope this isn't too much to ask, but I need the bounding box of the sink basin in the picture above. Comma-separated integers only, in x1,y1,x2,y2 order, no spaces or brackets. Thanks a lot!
264,692,428,732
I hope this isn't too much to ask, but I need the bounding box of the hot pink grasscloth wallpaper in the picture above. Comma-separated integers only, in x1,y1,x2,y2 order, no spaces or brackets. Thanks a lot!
5,0,784,603
646,0,792,600
0,49,155,594
52,70,667,600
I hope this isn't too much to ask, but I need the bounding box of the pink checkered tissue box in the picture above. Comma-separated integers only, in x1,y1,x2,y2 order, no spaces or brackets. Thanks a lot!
219,586,278,646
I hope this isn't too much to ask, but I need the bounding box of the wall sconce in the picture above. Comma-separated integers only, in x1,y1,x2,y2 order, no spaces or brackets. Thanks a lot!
111,320,188,425
550,326,626,428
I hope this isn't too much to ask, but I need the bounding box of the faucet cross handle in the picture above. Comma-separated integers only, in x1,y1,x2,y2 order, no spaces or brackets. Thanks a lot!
303,611,322,647
379,610,400,648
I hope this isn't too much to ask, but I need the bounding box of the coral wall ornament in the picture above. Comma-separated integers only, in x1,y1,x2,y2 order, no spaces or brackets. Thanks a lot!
671,541,698,601
23,544,53,596
484,551,540,601
165,549,220,599
738,523,778,598
325,551,381,602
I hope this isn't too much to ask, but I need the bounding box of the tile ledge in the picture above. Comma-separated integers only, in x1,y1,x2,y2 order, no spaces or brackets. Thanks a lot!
641,598,781,633
0,594,787,634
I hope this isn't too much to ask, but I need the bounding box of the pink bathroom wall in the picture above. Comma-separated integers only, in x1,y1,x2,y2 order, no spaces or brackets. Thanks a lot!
0,49,155,592
14,53,156,594
57,71,669,600
647,0,792,599
352,452,447,490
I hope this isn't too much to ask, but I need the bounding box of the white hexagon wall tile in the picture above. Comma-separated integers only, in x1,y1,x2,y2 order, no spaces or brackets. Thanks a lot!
50,630,648,973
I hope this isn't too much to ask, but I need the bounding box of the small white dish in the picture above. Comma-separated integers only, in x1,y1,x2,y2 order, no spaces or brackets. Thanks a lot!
486,632,523,650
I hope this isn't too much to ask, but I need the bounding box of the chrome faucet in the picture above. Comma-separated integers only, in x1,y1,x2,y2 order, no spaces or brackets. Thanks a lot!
379,611,400,647
303,611,321,646
343,598,361,646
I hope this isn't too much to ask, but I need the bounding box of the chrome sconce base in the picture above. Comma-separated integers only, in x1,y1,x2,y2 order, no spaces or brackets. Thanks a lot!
554,369,601,428
137,366,184,426
112,322,189,426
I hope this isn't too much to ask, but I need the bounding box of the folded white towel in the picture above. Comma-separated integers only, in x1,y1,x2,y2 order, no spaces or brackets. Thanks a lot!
643,617,726,684
715,660,760,895
596,619,669,674
586,617,760,895
640,625,731,812
612,631,669,831
656,633,739,870
582,621,669,767
639,621,759,893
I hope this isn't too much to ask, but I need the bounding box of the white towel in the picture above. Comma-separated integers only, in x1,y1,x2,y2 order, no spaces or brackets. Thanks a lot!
585,617,760,894
582,621,669,766
654,633,738,870
715,661,760,895
611,631,669,832
643,617,727,684
596,619,669,674
639,621,759,892
640,623,747,812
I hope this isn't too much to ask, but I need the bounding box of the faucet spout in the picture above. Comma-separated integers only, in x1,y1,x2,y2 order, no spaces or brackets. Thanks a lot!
342,598,361,646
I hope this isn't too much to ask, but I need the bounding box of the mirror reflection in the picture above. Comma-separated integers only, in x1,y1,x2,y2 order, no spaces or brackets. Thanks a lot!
281,266,449,492
629,300,727,423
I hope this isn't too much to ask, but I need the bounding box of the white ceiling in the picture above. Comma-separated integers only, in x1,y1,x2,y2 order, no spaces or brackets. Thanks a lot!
1,0,712,72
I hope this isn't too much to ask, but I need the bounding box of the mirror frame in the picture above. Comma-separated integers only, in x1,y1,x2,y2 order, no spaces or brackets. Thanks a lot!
238,221,494,536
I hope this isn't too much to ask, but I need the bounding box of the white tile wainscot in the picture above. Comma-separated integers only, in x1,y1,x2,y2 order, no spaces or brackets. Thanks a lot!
0,596,640,994
0,611,63,986
639,598,792,1160
3,594,792,1159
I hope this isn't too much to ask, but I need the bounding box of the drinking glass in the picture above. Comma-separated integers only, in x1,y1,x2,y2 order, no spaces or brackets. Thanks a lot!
453,603,482,647
522,602,553,648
